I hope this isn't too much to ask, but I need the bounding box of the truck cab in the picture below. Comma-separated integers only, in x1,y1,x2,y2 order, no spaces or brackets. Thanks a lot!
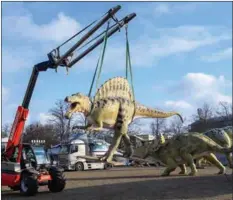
57,139,116,171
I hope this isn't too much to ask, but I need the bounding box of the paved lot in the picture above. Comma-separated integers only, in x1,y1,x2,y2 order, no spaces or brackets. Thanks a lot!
1,166,232,200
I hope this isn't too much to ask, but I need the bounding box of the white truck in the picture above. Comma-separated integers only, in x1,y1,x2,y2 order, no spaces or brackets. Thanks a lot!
57,138,126,171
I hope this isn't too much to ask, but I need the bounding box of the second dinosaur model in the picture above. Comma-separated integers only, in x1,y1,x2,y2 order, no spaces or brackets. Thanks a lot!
195,127,233,168
132,132,232,176
64,76,183,163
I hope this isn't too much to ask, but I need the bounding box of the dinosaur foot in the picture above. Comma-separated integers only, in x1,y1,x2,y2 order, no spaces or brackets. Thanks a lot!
99,155,107,162
179,171,187,175
161,170,170,176
217,170,226,175
99,155,113,164
188,171,197,176
161,173,170,177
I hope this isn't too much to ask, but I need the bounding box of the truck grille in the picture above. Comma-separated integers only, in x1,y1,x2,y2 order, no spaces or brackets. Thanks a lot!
58,157,68,165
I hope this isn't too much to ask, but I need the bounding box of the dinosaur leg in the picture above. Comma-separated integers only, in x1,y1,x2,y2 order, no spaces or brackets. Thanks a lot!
180,151,197,176
178,164,187,175
225,152,233,168
204,153,226,174
196,157,205,169
100,124,126,163
161,158,177,176
86,121,103,132
121,134,134,158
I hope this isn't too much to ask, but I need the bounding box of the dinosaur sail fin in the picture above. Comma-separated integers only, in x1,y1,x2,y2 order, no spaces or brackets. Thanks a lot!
93,76,134,102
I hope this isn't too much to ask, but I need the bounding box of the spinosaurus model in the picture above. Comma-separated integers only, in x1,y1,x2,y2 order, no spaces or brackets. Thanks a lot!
132,132,232,176
64,77,183,163
195,127,233,168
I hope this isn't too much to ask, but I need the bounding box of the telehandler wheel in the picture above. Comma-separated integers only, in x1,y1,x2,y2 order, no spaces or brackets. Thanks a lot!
48,167,66,193
20,172,38,196
75,162,84,171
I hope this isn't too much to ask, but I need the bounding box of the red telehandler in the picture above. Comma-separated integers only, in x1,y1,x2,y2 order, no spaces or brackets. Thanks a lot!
1,5,136,196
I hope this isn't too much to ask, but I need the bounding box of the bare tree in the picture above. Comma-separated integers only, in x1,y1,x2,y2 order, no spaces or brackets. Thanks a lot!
128,119,143,135
192,102,214,122
23,122,59,148
1,123,12,138
215,101,232,120
48,99,75,141
167,117,188,135
150,118,166,136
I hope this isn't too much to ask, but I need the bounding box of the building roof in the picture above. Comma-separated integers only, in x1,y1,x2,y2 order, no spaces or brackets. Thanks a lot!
190,114,232,126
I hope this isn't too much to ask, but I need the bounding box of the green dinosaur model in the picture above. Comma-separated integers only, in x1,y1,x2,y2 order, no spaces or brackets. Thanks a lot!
64,77,183,163
195,127,233,168
222,126,233,141
132,132,232,176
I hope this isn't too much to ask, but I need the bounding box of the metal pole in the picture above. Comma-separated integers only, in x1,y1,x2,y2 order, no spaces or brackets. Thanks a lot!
54,5,121,67
67,13,136,68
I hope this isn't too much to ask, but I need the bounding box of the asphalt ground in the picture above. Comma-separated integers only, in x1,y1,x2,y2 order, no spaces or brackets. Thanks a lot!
1,166,232,200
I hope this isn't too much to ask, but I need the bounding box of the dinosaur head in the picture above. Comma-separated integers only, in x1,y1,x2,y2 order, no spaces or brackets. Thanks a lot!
64,93,91,119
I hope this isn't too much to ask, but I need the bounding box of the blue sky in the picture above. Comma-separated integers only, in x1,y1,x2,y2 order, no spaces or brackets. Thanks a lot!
2,2,232,131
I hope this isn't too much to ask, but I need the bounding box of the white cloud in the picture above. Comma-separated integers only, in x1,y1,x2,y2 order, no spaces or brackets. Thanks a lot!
169,73,232,105
153,73,232,119
201,47,232,62
2,86,9,102
38,113,52,125
76,25,231,72
3,12,81,43
136,26,230,66
154,4,171,15
165,100,193,110
2,2,231,73
2,103,18,125
131,2,205,18
2,48,34,72
164,100,195,123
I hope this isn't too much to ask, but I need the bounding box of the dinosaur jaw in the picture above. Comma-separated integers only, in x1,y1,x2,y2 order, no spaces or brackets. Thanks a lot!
66,101,92,119
65,108,74,119
64,101,78,119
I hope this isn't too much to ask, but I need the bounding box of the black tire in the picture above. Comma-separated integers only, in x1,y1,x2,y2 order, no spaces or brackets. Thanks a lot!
75,162,84,171
48,167,66,193
20,173,38,196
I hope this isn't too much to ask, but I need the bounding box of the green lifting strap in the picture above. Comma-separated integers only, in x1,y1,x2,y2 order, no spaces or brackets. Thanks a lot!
88,21,110,98
125,24,135,102
96,21,110,90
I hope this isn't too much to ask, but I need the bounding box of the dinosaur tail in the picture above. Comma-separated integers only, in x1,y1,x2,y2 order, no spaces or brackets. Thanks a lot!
135,103,183,122
196,134,233,154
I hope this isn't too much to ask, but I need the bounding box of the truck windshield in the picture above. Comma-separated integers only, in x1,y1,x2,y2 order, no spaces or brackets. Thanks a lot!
91,143,109,152
60,145,70,154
